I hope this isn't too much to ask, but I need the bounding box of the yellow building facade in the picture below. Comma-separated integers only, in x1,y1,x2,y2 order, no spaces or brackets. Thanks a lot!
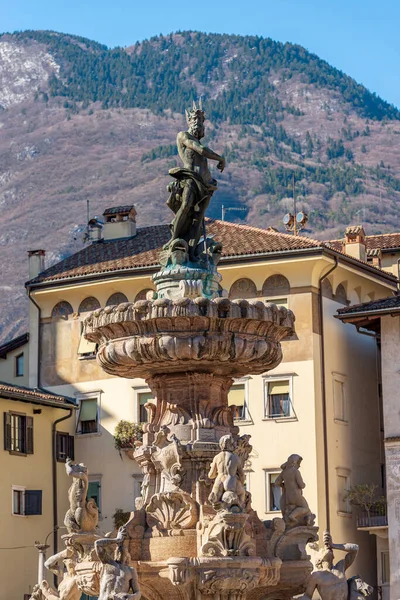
19,212,397,590
0,383,75,599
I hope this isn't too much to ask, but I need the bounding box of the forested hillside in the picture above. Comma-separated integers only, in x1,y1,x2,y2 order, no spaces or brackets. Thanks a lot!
1,30,400,341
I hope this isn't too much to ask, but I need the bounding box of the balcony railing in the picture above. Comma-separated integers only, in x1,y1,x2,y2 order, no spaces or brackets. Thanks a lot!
357,507,387,528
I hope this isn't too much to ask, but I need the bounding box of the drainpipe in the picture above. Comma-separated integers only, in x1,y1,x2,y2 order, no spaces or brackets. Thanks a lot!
27,289,41,388
52,409,73,587
318,256,338,531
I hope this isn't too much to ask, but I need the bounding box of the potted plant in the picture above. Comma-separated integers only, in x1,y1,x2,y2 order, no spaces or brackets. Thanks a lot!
114,420,143,458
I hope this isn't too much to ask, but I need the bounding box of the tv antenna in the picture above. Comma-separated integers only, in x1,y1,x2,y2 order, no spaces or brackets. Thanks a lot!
283,173,308,235
221,205,247,221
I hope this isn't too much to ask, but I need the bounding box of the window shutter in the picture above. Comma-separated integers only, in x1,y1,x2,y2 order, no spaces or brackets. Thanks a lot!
25,490,42,515
56,431,62,461
68,435,75,461
26,417,34,454
4,413,11,451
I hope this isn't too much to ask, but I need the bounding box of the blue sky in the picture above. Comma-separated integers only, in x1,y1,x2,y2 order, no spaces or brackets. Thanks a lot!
3,0,400,108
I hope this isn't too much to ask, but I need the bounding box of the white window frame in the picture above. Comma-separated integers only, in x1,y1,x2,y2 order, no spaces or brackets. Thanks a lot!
77,320,97,360
87,474,102,517
12,485,26,517
264,469,282,513
75,391,102,436
133,387,155,424
260,295,289,309
263,374,294,420
229,377,251,423
132,473,144,503
332,372,348,424
336,467,351,515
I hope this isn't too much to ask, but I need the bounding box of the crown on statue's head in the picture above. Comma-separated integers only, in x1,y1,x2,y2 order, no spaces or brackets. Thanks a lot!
185,99,205,127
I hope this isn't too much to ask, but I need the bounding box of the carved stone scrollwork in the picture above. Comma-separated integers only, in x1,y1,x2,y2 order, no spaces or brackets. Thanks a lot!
151,428,185,490
201,511,255,557
146,491,199,533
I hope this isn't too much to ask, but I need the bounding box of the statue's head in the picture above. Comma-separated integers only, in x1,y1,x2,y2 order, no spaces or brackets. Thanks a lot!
186,101,205,139
347,575,373,598
281,454,303,469
219,434,235,452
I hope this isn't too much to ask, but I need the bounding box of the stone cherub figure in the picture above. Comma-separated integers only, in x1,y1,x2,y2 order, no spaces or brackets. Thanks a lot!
165,100,225,262
95,525,141,600
300,531,373,600
274,454,315,527
64,458,99,533
208,434,246,510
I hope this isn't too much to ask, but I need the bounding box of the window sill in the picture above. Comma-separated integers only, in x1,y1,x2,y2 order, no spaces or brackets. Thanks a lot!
337,511,352,518
76,432,101,438
334,418,348,426
78,355,97,361
9,451,27,457
265,510,282,515
262,416,297,422
234,419,252,426
12,513,27,518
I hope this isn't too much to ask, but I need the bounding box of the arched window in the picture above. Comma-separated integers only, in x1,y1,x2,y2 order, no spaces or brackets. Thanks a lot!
321,279,333,299
78,297,101,314
334,283,348,305
262,275,290,297
135,289,154,302
229,278,257,300
106,292,128,306
51,301,73,319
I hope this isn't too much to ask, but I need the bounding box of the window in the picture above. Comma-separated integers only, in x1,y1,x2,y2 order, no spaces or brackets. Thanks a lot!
78,296,101,314
76,397,99,434
4,413,33,454
12,486,24,515
265,470,282,512
106,292,128,306
228,381,249,421
381,551,390,584
229,278,257,300
137,390,154,423
333,373,347,423
87,479,101,514
135,289,155,302
133,474,144,502
15,353,24,377
77,322,97,358
12,486,42,516
56,432,75,462
336,468,351,514
51,301,73,319
264,378,292,419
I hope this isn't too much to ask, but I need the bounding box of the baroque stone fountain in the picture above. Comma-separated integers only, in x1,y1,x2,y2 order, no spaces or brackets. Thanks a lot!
30,104,321,600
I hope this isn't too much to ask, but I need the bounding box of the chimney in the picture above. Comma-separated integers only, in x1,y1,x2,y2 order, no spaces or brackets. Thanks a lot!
367,248,382,269
102,205,137,241
28,249,46,279
87,217,104,243
344,226,366,262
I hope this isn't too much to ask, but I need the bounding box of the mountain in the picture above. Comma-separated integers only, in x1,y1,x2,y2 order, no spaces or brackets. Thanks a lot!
1,29,400,342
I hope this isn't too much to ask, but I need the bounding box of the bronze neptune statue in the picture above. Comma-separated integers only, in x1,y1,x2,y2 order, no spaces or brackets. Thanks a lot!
165,101,225,262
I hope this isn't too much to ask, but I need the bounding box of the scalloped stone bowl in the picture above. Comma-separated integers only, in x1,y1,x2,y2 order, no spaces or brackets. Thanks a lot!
84,296,295,379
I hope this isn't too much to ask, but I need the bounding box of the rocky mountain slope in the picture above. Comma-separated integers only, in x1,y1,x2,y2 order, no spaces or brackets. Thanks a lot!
1,30,400,342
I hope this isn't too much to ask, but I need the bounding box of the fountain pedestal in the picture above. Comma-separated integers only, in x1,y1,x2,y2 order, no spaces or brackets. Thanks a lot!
79,296,318,600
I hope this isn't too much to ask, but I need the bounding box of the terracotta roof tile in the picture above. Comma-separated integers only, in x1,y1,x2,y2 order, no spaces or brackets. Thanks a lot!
27,220,323,285
337,294,400,317
0,382,75,408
